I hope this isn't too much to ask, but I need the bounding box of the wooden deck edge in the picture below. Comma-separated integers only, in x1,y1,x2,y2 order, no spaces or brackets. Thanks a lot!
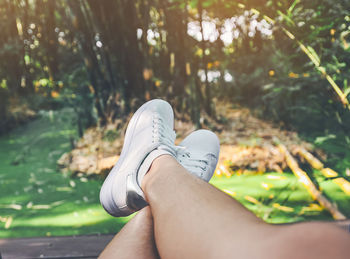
0,234,115,259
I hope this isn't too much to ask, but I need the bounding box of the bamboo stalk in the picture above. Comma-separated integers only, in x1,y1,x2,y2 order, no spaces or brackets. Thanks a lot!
278,144,346,220
282,29,350,109
295,147,350,195
293,147,324,170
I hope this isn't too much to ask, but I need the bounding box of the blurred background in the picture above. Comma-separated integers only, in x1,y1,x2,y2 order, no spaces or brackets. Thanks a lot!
0,0,350,238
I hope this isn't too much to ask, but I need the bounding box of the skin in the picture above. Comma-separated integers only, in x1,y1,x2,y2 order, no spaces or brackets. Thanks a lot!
101,155,350,259
98,206,159,259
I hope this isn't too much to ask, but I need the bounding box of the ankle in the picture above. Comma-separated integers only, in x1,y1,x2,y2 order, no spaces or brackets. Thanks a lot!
141,154,175,194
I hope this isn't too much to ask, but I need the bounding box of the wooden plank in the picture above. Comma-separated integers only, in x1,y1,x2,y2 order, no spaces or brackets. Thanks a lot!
0,234,114,259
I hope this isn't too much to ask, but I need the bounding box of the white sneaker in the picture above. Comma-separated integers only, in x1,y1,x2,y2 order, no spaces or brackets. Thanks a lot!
175,129,220,182
100,99,176,217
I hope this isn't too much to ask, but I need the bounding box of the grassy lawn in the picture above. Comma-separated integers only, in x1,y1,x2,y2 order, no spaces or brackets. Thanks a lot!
0,110,348,238
211,173,349,223
0,110,128,238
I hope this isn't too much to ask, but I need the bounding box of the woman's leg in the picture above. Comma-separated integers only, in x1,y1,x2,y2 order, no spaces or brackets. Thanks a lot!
99,207,159,259
142,155,350,259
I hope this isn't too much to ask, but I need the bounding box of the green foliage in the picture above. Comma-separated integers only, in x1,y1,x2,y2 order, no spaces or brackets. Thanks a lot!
60,66,97,136
0,0,349,162
314,134,350,174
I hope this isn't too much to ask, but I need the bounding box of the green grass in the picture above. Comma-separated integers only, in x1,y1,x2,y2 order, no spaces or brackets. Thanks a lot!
211,173,350,223
0,109,129,238
0,109,349,238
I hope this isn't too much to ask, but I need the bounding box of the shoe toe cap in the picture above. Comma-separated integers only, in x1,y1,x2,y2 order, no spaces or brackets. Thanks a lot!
152,99,174,126
180,129,220,156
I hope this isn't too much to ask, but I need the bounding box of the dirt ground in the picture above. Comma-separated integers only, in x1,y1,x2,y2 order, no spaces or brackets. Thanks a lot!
57,103,323,177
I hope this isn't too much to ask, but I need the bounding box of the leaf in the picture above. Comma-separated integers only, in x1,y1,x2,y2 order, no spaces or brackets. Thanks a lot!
80,177,88,182
261,182,274,190
273,203,294,212
5,216,13,229
0,204,22,210
223,189,236,196
51,200,65,206
26,202,33,208
189,0,199,9
244,195,260,204
32,205,51,209
287,0,300,13
56,186,72,192
266,175,287,180
277,10,295,26
203,0,213,8
344,87,350,98
306,46,321,66
314,134,336,145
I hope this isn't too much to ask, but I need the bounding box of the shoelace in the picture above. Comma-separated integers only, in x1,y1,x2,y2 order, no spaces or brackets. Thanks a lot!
152,114,176,148
175,146,209,171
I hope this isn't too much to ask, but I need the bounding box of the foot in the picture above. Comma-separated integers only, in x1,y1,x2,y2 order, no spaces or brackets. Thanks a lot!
175,129,220,182
100,99,176,217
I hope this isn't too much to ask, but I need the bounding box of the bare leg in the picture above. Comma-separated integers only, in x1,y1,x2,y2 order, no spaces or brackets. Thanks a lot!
142,155,350,259
99,207,159,259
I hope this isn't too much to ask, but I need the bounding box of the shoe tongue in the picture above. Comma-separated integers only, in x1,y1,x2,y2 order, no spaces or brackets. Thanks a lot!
137,148,173,187
158,144,176,156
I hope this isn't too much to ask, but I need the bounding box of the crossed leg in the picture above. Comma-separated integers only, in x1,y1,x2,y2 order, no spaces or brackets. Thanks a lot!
101,155,350,259
142,155,350,259
99,206,159,259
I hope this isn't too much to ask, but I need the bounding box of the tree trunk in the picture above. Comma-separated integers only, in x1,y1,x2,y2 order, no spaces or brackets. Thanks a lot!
198,0,212,116
46,0,59,82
